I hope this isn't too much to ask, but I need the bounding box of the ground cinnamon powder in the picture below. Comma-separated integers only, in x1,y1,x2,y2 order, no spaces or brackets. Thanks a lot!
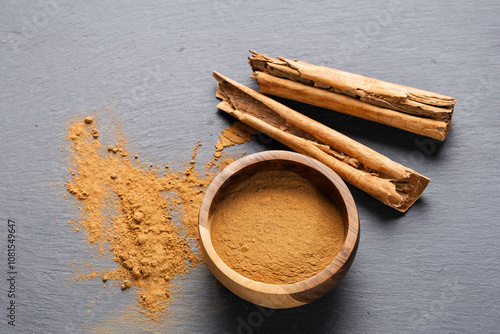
213,122,258,159
65,116,254,320
211,170,345,284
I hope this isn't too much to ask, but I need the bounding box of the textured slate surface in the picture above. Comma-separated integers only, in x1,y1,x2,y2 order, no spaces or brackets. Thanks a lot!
0,0,499,333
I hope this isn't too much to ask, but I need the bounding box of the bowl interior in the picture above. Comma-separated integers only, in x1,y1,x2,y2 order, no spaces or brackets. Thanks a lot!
207,157,350,273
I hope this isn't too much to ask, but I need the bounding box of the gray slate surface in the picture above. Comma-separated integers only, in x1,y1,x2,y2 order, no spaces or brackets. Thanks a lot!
1,0,499,333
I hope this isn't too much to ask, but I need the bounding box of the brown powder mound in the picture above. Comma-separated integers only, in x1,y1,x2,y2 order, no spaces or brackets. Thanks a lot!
65,116,253,320
211,170,345,284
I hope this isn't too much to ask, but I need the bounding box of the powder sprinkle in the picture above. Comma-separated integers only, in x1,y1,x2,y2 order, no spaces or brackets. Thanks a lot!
65,117,254,320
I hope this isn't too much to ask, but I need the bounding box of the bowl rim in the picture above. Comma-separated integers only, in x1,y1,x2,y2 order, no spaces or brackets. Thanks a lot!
198,150,359,296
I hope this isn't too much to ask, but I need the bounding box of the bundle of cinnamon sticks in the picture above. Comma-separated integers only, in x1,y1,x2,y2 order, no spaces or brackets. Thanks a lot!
214,51,456,212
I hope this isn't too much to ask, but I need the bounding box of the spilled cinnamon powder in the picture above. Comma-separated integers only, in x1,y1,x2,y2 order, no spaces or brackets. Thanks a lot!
65,116,255,320
213,122,258,159
211,170,345,284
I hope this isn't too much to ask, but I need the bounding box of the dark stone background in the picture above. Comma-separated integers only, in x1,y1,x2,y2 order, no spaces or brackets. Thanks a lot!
1,1,498,333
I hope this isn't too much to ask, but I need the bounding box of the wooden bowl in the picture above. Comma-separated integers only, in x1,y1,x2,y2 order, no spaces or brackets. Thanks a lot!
198,150,359,308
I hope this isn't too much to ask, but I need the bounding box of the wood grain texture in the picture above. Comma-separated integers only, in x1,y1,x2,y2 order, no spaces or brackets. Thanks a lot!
199,151,360,308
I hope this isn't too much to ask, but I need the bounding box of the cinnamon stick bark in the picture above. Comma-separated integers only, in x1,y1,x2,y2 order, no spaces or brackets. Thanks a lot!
213,71,430,212
249,51,455,141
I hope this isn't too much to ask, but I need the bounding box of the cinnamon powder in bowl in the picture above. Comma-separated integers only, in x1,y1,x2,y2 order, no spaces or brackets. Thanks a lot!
198,150,360,308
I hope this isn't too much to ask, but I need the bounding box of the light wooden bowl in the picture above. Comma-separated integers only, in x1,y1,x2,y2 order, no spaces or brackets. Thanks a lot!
198,150,359,308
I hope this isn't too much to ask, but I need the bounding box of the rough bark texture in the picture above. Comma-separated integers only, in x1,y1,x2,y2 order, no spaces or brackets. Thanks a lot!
214,71,430,212
249,51,456,141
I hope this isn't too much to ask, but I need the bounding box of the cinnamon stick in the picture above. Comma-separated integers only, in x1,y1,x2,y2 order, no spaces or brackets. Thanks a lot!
213,71,430,212
249,51,455,141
